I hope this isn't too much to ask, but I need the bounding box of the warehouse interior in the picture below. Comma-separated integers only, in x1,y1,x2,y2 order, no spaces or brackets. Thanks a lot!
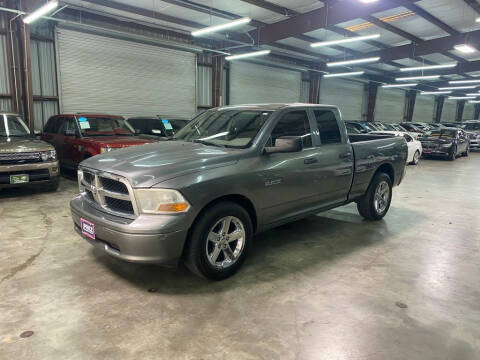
1,0,480,359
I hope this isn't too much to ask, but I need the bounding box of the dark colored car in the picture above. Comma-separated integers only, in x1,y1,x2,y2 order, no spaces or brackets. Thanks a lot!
71,103,408,280
42,113,154,169
128,116,189,139
459,121,480,150
345,121,368,134
400,123,425,134
419,128,470,160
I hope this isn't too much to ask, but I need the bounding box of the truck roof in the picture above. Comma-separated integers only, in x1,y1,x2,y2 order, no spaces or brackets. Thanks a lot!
216,103,339,111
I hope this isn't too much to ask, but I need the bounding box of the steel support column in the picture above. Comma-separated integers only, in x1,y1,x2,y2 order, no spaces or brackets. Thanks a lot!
18,22,34,128
211,55,224,108
308,71,321,104
404,90,417,122
456,100,465,122
366,82,378,122
433,96,445,123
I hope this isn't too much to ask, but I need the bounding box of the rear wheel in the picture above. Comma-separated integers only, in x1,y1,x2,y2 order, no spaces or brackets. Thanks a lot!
356,172,392,221
184,201,252,280
411,150,420,165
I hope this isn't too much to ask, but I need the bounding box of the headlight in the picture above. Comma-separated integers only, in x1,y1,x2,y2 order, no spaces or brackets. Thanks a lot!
442,143,453,148
134,189,190,214
77,168,84,192
100,147,114,153
41,150,56,162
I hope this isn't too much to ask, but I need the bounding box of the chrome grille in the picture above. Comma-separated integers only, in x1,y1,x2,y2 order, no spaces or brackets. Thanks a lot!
0,152,42,165
79,168,137,217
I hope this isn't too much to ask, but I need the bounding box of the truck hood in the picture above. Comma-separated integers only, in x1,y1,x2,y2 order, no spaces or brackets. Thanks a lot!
0,137,54,153
80,140,240,187
81,136,154,147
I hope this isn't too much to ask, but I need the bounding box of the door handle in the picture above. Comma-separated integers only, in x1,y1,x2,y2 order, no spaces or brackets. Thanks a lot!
339,152,352,159
304,157,318,165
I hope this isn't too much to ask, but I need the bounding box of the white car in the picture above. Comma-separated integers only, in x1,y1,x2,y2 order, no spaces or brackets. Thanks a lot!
371,131,423,165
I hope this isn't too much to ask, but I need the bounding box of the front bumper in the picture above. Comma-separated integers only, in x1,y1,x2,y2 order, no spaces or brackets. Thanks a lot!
70,195,189,265
0,161,59,188
421,146,452,157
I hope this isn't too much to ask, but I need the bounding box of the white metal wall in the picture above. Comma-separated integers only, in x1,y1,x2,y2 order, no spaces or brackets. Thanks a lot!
375,88,405,123
319,78,363,120
229,62,301,104
441,100,457,122
412,95,434,123
0,32,11,112
56,28,196,118
463,103,474,120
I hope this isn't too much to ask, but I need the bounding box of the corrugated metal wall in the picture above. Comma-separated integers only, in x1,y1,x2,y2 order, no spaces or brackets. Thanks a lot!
0,12,12,112
375,88,405,123
197,53,212,109
463,103,474,120
441,100,457,122
319,78,364,120
413,95,434,123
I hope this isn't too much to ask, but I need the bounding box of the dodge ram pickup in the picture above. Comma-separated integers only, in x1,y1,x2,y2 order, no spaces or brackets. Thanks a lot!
71,104,408,280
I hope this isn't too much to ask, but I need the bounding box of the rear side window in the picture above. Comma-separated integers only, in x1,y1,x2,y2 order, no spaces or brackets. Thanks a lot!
314,110,341,144
270,111,312,148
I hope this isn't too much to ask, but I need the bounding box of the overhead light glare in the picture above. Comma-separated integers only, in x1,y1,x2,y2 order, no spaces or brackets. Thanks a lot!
396,75,441,81
449,96,476,100
469,100,480,103
192,17,251,36
225,49,271,61
400,63,457,72
449,79,480,84
466,93,480,96
476,17,480,23
323,71,365,78
382,83,417,88
421,91,452,95
310,34,380,48
359,0,379,3
454,44,477,54
327,57,380,67
438,86,478,90
23,1,58,24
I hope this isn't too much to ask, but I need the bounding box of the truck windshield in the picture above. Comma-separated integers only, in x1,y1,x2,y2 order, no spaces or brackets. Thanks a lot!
76,116,134,136
0,115,31,137
173,109,272,148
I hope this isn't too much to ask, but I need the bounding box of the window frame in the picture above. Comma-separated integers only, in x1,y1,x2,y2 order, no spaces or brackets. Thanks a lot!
307,107,345,146
266,108,316,149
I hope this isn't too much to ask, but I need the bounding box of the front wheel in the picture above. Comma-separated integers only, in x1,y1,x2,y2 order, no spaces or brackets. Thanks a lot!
184,202,253,280
410,150,420,165
462,145,470,157
448,146,457,161
356,172,392,221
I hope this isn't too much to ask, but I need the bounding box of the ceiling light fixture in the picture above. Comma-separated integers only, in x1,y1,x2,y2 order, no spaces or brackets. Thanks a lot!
449,79,480,84
327,57,380,67
358,0,379,3
310,34,380,48
438,86,478,90
454,44,477,54
192,17,251,36
469,100,480,103
449,96,476,100
420,91,452,95
476,18,480,23
400,63,457,72
23,0,58,24
323,71,365,78
382,83,417,88
225,49,271,61
396,75,441,81
466,93,480,96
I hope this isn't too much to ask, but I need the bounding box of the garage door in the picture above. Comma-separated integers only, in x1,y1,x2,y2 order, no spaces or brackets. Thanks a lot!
229,62,301,104
413,96,434,123
463,103,475,120
375,88,405,123
56,28,196,118
441,100,457,122
319,79,363,120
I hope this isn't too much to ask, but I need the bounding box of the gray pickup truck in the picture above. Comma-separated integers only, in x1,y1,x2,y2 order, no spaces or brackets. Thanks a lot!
71,104,407,280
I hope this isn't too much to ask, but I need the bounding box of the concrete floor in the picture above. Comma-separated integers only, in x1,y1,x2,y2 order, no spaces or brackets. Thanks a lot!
1,154,479,360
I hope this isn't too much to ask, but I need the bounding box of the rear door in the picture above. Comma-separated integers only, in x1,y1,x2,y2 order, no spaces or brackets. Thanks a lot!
311,108,354,205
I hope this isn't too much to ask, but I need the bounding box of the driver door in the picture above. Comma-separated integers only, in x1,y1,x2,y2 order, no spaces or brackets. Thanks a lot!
61,117,82,167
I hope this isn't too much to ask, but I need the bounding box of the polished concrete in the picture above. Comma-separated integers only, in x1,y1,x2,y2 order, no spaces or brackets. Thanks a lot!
1,154,479,360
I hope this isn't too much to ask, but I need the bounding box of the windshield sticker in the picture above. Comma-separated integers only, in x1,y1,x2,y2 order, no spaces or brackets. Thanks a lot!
162,119,173,130
78,117,88,122
79,121,91,129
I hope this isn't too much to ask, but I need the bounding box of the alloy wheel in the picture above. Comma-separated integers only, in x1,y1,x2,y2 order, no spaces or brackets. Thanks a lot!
374,181,390,214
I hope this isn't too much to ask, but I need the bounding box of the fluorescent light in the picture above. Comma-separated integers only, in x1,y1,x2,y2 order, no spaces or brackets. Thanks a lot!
310,34,380,48
225,49,271,61
396,75,441,81
421,91,452,95
23,1,58,24
476,17,480,23
359,0,379,3
449,96,476,100
469,100,480,103
466,94,480,96
382,83,417,88
454,44,477,54
449,79,480,84
327,57,380,67
192,17,251,36
400,63,457,72
438,86,478,90
323,71,365,78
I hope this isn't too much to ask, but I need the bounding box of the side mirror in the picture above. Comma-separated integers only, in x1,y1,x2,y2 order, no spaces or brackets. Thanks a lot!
264,136,303,154
64,129,76,137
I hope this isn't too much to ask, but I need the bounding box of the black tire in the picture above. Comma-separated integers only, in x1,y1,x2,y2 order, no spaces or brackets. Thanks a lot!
356,172,392,221
448,146,457,161
410,150,420,165
184,201,253,280
44,179,60,192
462,145,470,157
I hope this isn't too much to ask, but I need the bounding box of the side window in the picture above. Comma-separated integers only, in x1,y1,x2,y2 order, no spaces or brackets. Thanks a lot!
314,110,342,144
57,117,67,134
403,134,412,142
270,111,312,148
45,117,59,133
64,118,77,134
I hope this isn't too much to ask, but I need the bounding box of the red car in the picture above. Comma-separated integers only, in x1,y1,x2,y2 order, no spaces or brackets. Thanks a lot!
42,113,155,169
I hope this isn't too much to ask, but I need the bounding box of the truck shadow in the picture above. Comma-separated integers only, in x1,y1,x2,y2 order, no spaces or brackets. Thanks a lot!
89,205,425,294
